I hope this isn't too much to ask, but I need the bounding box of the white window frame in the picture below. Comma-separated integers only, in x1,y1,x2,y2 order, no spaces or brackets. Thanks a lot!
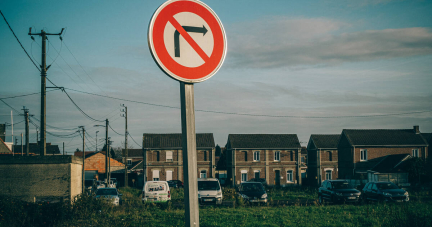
325,170,332,180
200,170,207,178
166,170,173,181
127,159,132,165
286,170,293,183
274,151,280,161
153,170,160,181
166,151,173,162
253,151,260,161
360,149,367,161
412,149,419,157
241,170,248,182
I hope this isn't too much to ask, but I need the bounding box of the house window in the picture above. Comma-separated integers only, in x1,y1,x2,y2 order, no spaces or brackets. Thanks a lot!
286,170,293,182
412,149,419,157
360,149,367,161
200,170,207,178
241,170,247,182
166,171,172,181
253,151,260,161
325,170,332,180
254,170,260,179
203,151,207,161
290,151,294,161
274,151,280,161
153,170,160,181
155,151,160,162
166,151,173,162
243,151,248,161
328,151,332,161
127,159,132,165
301,156,305,163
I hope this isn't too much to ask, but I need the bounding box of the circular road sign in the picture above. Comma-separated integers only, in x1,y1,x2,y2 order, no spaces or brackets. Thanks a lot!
148,0,227,83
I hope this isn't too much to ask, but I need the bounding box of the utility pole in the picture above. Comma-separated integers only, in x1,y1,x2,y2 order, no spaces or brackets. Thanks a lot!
79,126,85,194
28,27,64,156
63,142,64,155
108,138,112,184
121,104,128,187
21,133,23,156
106,119,109,183
22,107,32,156
96,131,99,152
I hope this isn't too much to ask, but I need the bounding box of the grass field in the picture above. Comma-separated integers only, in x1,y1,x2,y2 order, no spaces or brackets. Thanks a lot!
1,187,431,227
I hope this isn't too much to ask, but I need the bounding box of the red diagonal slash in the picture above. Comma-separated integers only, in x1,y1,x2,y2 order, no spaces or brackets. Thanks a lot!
168,17,210,62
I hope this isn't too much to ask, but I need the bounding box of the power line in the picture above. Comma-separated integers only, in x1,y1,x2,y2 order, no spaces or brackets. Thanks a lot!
109,124,125,136
64,87,432,119
0,10,40,72
62,89,104,122
128,133,142,148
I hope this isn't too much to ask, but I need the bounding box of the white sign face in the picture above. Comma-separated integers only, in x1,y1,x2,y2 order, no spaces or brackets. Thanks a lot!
148,0,227,83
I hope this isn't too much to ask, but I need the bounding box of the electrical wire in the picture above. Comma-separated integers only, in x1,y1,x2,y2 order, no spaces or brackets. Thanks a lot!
62,89,104,122
0,10,40,72
109,125,125,136
128,133,142,148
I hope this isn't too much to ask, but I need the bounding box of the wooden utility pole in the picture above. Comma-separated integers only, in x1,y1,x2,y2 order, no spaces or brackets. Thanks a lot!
180,82,199,227
22,107,30,156
21,133,23,156
106,119,109,183
121,104,128,187
63,142,64,155
79,126,85,194
28,28,64,156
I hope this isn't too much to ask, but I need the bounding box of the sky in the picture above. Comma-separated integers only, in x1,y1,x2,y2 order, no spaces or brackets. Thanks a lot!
1,0,432,153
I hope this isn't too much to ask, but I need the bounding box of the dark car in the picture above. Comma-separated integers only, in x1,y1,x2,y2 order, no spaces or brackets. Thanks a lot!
247,178,267,187
362,182,409,202
167,180,184,188
238,182,268,204
318,180,361,204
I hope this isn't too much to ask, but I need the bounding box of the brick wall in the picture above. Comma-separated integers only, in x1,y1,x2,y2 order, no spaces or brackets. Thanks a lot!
0,156,82,202
354,147,425,163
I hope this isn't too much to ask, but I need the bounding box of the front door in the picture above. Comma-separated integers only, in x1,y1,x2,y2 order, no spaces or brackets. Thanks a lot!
275,170,280,186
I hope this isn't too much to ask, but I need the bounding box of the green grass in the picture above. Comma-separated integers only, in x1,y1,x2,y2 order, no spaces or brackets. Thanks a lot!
1,187,432,227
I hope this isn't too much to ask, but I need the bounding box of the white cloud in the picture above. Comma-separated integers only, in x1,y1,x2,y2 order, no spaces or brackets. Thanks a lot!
228,17,432,68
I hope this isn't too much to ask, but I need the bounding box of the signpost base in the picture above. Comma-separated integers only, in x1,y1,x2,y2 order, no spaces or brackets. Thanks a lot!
180,82,199,227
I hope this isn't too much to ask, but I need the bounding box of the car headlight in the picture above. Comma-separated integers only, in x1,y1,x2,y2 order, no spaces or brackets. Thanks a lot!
404,191,409,196
335,192,343,196
217,191,222,196
261,193,267,199
383,192,391,196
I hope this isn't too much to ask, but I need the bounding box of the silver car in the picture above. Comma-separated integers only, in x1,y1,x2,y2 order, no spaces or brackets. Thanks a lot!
95,188,122,206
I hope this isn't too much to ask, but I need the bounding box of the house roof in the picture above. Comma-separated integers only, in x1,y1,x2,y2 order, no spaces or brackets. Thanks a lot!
143,133,215,149
123,149,142,157
74,151,99,158
227,134,301,149
129,160,143,171
0,138,12,153
371,154,411,173
342,129,428,146
12,143,61,155
310,134,340,149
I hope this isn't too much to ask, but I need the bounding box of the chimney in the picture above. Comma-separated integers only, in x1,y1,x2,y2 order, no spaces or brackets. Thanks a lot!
413,125,420,134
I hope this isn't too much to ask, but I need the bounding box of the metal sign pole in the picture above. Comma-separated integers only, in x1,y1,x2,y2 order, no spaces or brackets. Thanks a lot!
180,82,199,227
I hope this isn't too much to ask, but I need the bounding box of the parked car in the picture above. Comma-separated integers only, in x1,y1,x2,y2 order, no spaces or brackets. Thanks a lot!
94,180,106,190
238,182,268,204
247,178,267,187
198,178,223,205
318,180,361,204
95,188,122,206
167,180,184,188
111,178,118,188
362,182,409,202
142,181,171,203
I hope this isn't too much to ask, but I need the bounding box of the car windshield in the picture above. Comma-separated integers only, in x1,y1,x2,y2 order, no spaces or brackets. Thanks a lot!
198,181,220,190
241,183,264,192
376,183,399,190
331,182,353,189
96,189,117,196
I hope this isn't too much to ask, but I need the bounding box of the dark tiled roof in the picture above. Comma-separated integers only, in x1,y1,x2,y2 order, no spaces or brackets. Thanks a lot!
310,134,340,149
74,151,99,158
143,133,215,149
343,129,428,146
228,134,301,149
12,143,60,155
123,149,143,157
371,154,411,173
129,160,143,171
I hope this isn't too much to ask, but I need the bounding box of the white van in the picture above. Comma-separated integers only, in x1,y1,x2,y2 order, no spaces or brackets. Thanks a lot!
142,181,171,203
198,178,223,205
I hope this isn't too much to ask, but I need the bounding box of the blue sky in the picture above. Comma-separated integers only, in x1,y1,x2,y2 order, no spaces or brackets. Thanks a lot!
1,0,432,152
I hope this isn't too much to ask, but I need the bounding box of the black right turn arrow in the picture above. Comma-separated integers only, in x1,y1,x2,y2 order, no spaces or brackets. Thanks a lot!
174,25,208,58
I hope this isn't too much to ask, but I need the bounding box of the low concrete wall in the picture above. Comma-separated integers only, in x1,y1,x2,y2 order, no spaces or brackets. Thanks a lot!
0,156,83,202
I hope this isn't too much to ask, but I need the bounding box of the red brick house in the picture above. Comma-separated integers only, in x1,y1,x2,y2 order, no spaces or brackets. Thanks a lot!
226,134,302,187
142,133,215,182
338,126,429,180
307,134,340,186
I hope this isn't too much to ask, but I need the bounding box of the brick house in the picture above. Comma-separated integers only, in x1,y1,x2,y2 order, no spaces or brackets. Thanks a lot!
74,151,125,180
142,133,215,182
226,134,302,187
338,126,429,179
307,134,340,186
